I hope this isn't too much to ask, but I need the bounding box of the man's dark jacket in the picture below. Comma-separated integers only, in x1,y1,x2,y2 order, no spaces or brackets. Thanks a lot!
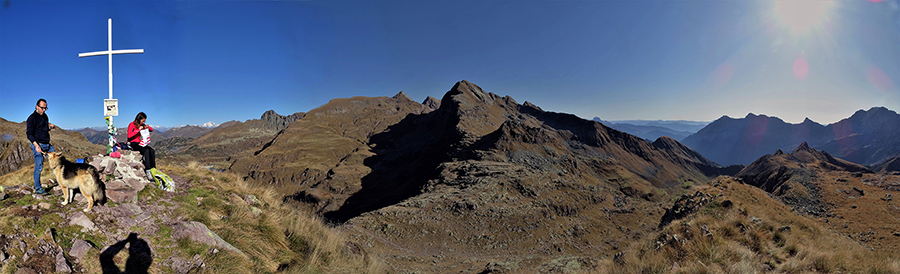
26,111,51,144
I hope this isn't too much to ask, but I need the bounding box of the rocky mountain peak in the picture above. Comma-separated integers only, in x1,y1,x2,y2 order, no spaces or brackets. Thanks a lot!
392,91,413,102
422,96,441,113
522,101,542,111
260,110,306,131
791,141,813,154
443,80,496,106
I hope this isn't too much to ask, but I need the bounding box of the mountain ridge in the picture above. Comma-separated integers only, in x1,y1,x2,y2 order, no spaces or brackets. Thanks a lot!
683,107,900,166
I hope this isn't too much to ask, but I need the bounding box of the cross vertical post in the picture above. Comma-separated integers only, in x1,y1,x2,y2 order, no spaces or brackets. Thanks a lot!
79,18,144,153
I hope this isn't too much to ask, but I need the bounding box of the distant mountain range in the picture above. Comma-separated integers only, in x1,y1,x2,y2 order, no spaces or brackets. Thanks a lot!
592,119,709,141
74,125,214,146
682,107,900,167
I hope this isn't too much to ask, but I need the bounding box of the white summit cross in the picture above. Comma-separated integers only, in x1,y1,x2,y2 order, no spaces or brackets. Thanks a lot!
78,18,144,150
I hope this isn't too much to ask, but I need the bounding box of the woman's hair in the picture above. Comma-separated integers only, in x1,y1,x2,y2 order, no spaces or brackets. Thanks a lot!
134,112,147,125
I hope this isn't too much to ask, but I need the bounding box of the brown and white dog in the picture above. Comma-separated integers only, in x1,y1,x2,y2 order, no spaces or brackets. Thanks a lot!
46,152,105,212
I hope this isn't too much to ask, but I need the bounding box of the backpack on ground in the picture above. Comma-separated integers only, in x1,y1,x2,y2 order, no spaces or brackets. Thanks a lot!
150,168,175,192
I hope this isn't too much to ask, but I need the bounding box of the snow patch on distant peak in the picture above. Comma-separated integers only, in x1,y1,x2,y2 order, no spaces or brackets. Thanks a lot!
200,121,219,128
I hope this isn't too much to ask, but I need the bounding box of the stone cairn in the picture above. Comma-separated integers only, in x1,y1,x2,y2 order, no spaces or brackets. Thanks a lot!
90,150,151,203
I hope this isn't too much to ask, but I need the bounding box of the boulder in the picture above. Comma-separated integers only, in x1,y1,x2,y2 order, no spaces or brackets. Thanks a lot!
69,239,93,263
172,221,246,258
55,252,72,273
658,191,713,228
124,177,147,192
69,212,97,232
114,203,144,217
244,195,261,205
106,180,128,190
106,188,138,203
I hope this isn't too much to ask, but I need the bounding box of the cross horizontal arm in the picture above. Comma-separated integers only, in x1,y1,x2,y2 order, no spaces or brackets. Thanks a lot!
78,49,144,58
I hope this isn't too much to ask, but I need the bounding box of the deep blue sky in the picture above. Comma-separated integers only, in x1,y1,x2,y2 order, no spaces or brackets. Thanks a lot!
1,0,899,129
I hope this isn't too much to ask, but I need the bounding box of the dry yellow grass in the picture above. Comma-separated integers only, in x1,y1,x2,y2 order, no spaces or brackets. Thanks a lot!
598,176,900,274
161,162,384,273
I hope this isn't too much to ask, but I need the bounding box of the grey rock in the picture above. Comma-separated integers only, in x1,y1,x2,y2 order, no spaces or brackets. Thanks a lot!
106,187,138,203
106,180,128,189
56,252,72,273
172,221,246,258
69,239,93,263
125,177,146,192
244,195,261,205
115,203,144,217
69,212,97,232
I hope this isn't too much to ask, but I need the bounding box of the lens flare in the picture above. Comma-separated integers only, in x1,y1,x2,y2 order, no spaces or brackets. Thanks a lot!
793,58,809,80
866,66,896,93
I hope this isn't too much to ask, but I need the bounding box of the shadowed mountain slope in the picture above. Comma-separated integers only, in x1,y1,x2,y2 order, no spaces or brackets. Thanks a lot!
818,107,900,166
226,80,732,271
873,156,900,173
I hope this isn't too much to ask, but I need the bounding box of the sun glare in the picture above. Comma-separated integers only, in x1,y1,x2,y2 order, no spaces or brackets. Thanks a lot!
773,0,835,34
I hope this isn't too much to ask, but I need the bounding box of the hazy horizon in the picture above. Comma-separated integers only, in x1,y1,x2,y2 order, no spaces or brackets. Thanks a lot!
2,0,898,128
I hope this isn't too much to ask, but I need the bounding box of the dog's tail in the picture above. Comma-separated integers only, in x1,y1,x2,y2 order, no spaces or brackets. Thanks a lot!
91,169,107,204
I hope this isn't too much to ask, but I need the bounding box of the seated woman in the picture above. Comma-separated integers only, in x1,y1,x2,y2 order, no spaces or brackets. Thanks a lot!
127,112,156,181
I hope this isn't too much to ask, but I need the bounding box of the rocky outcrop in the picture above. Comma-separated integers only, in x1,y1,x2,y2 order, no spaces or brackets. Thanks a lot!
90,150,151,203
260,110,306,131
0,140,32,176
659,191,715,228
422,96,441,113
172,221,246,258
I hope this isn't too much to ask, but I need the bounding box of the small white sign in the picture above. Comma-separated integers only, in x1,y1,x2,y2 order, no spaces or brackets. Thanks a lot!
104,99,118,116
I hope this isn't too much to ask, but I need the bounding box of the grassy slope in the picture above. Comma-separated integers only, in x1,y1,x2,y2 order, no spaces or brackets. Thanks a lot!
0,162,382,274
599,176,900,274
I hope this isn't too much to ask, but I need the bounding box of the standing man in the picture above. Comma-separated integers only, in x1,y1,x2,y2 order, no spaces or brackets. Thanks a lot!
26,98,56,195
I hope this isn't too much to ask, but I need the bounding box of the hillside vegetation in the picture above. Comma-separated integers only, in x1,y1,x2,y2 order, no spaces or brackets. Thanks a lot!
0,159,379,273
602,176,900,273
